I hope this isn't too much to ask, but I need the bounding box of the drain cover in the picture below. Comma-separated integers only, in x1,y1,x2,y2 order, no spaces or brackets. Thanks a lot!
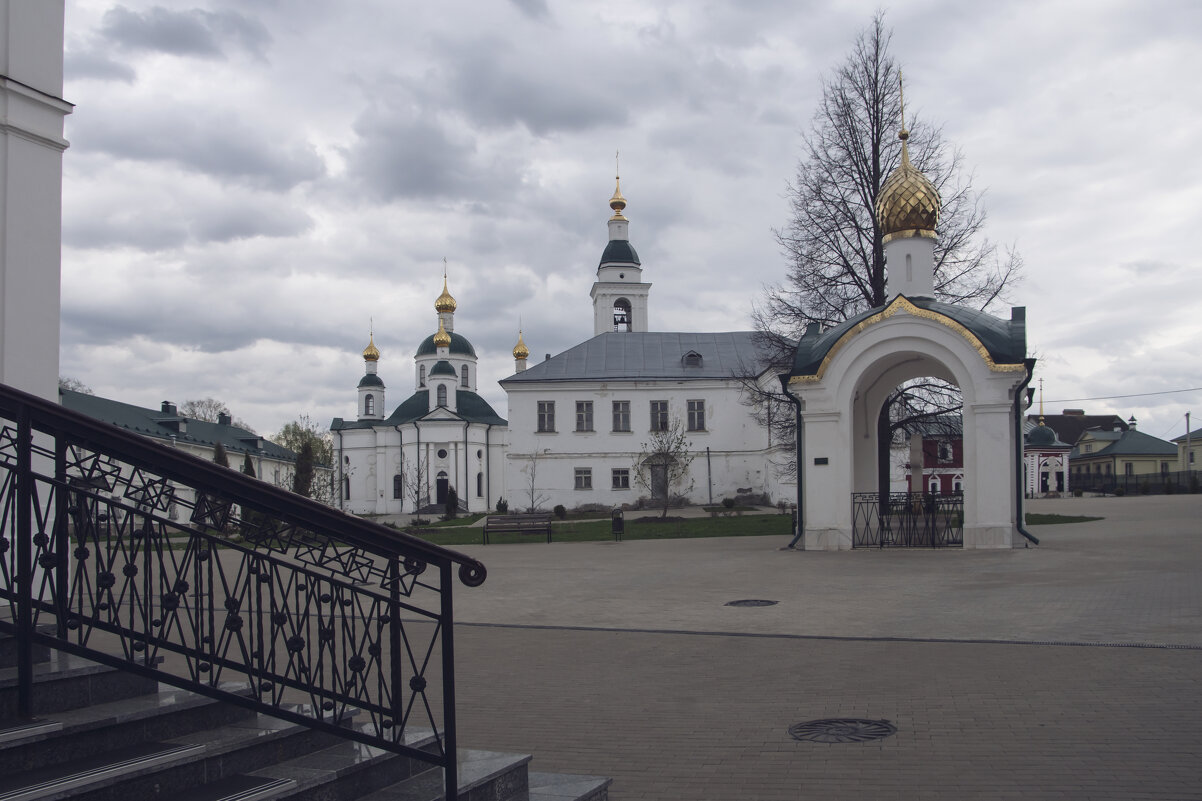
788,718,897,743
724,599,778,607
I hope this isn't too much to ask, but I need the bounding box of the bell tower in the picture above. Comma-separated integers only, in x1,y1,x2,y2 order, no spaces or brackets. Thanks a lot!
591,158,651,335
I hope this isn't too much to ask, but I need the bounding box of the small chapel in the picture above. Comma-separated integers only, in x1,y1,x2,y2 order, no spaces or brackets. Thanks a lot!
781,104,1032,549
331,278,507,515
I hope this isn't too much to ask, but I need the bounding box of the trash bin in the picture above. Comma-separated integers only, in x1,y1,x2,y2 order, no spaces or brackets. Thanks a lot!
611,508,624,542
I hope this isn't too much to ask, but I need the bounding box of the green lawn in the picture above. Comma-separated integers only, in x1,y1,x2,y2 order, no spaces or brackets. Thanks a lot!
1025,513,1104,526
405,513,793,547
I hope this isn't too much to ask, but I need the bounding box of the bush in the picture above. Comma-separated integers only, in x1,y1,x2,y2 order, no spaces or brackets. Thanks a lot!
1113,487,1125,497
722,497,737,509
553,504,567,520
444,487,458,519
1072,488,1083,497
496,497,509,513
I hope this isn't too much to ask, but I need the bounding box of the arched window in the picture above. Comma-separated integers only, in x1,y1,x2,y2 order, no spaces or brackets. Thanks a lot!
393,474,402,499
437,384,447,407
613,298,632,332
419,365,426,387
476,471,483,497
343,477,350,500
461,365,469,387
364,394,374,415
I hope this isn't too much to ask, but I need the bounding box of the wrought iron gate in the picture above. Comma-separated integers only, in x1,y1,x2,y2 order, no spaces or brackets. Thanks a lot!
851,492,963,548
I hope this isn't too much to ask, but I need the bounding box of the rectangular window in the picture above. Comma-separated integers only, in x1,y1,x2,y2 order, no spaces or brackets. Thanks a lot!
576,401,594,432
687,399,705,432
574,468,592,490
537,401,555,432
650,400,669,432
612,468,630,489
1124,462,1134,476
1083,443,1093,453
612,401,630,432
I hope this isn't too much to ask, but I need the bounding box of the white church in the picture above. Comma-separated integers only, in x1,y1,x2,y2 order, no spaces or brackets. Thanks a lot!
332,180,791,515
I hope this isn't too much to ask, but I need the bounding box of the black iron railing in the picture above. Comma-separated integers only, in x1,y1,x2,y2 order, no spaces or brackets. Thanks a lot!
1069,470,1199,496
851,491,964,548
0,382,485,800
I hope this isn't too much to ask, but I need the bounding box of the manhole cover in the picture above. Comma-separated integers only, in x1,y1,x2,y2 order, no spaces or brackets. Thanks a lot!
788,718,897,743
724,599,778,607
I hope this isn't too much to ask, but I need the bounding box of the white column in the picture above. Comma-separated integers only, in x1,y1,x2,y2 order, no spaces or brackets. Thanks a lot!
962,401,1015,548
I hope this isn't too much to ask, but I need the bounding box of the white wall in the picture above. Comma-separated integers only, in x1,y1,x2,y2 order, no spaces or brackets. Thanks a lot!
0,1,70,400
504,378,787,510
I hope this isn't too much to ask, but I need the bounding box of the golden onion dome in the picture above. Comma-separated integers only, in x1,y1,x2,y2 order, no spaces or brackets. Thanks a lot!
609,176,627,220
512,330,529,360
362,334,380,362
432,318,451,348
876,129,940,243
434,275,457,313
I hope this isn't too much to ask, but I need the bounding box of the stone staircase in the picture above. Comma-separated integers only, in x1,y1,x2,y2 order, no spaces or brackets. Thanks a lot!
0,635,608,801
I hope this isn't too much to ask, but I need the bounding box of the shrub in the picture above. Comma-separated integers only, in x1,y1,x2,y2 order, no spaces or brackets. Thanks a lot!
553,504,567,520
1113,487,1125,497
496,497,509,513
722,497,737,509
1072,488,1083,497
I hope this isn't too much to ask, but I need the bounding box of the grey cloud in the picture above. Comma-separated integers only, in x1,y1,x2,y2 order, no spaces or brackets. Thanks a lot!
64,48,137,83
508,0,550,21
64,194,313,251
346,103,518,201
77,110,324,190
100,5,270,60
444,40,628,135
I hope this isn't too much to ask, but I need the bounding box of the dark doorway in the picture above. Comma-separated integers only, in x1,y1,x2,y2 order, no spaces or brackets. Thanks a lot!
436,471,449,504
650,463,668,499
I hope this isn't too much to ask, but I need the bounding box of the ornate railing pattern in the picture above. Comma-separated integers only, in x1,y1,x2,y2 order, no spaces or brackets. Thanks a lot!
0,383,485,800
851,491,964,548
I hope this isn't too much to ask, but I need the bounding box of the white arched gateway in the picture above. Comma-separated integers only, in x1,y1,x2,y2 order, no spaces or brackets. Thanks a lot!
781,109,1032,550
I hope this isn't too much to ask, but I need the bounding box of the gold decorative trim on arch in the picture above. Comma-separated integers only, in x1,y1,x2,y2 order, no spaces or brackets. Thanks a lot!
788,296,1026,385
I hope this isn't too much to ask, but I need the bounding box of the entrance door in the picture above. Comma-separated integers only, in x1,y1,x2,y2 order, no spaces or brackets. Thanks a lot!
650,464,668,499
436,471,449,504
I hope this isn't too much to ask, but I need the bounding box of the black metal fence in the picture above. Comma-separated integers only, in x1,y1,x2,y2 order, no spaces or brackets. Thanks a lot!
0,383,486,800
1070,469,1199,496
851,492,964,548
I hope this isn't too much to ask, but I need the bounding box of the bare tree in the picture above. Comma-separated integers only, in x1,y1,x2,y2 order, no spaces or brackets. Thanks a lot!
181,397,257,432
632,418,695,519
402,453,429,516
747,12,1021,481
519,451,548,513
59,376,93,395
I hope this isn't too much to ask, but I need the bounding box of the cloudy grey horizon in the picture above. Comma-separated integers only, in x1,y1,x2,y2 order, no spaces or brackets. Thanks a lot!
59,0,1202,443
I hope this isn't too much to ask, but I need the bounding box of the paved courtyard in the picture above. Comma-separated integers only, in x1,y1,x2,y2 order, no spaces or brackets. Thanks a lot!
446,495,1202,799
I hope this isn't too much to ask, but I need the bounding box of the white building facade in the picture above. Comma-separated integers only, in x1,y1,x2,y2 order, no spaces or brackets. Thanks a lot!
1,1,71,400
331,280,507,515
500,182,790,511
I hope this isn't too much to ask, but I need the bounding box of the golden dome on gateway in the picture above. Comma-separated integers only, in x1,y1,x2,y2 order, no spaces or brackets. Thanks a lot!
876,130,940,243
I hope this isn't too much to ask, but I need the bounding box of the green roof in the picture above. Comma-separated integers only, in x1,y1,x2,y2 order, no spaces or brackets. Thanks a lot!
786,296,1026,380
358,373,384,388
415,331,476,357
1070,429,1177,459
599,239,640,266
429,360,457,377
60,389,299,462
331,389,506,430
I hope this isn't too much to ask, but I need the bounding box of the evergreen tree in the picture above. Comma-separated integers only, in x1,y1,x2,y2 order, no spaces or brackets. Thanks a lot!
292,440,315,497
213,441,230,467
241,453,256,478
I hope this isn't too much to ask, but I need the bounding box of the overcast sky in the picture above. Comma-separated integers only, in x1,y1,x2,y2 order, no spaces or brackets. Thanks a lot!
59,0,1202,443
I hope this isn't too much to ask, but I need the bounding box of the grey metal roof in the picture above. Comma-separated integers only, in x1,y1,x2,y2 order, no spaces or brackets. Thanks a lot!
599,239,640,266
500,332,769,384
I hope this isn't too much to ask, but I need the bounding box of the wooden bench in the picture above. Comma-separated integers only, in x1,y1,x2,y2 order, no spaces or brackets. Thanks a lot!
483,513,553,544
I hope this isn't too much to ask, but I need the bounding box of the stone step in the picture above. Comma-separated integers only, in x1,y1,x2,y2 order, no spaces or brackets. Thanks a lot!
0,652,160,717
0,682,256,775
0,706,355,801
